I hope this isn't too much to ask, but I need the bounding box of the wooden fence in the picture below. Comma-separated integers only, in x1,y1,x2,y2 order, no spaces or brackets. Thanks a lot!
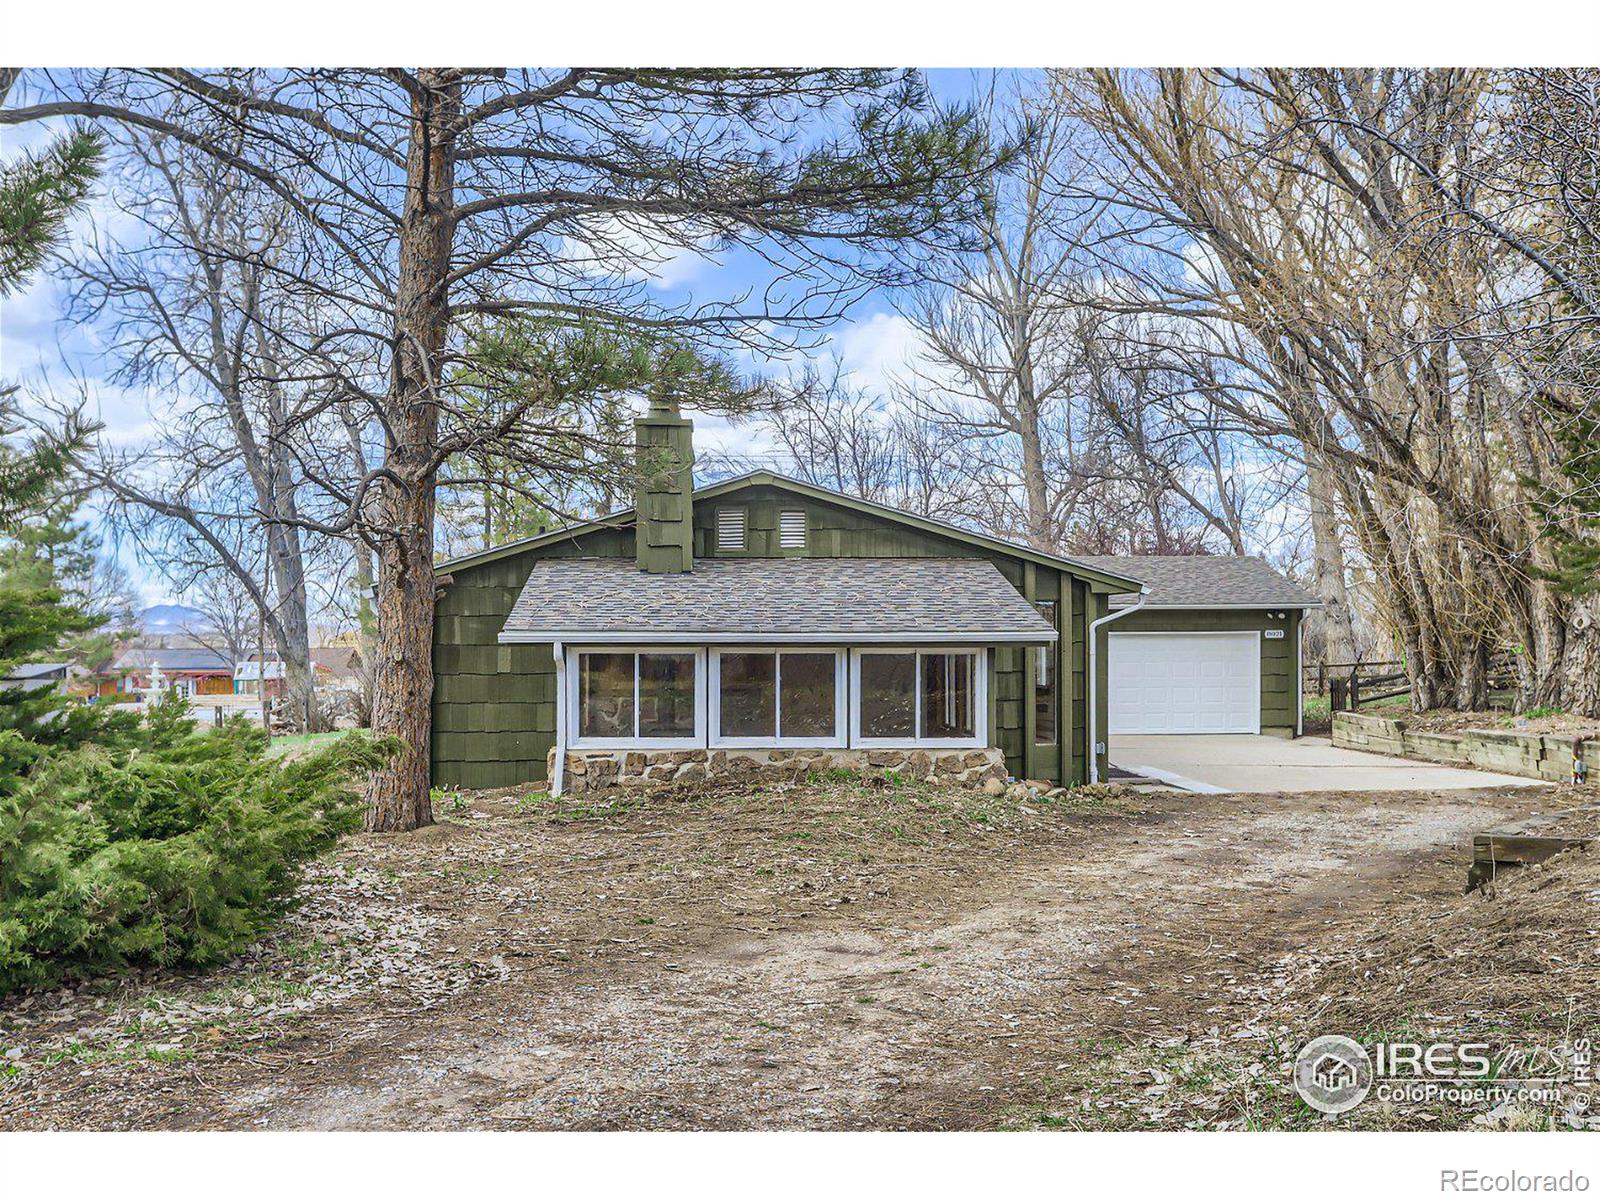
1306,659,1409,712
1307,651,1522,713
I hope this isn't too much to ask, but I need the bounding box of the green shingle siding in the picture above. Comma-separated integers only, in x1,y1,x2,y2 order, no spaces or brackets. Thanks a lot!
1093,607,1301,735
431,533,617,790
432,483,1124,789
1069,578,1088,785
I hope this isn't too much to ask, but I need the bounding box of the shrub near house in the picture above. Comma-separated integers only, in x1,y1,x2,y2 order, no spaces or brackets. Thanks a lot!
0,696,389,996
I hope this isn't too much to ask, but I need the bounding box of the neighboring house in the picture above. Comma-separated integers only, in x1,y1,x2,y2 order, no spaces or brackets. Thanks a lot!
233,658,285,697
428,400,1318,795
106,646,235,699
235,648,363,697
0,662,71,693
310,644,363,683
1077,557,1320,739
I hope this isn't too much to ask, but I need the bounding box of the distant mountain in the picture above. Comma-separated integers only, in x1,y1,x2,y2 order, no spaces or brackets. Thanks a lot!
138,604,211,636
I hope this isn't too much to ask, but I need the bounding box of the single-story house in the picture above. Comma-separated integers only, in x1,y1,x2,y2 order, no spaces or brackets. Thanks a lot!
429,400,1318,795
311,644,363,683
105,646,235,699
235,648,364,696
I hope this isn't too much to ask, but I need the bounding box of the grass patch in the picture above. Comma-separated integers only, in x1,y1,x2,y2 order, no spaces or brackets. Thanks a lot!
265,729,368,758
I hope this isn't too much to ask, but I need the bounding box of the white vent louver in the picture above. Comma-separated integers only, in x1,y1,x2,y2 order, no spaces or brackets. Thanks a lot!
779,510,807,549
717,508,747,550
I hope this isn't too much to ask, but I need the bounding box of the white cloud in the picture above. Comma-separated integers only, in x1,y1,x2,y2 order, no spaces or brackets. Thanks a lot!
686,408,777,470
830,310,926,394
561,214,720,292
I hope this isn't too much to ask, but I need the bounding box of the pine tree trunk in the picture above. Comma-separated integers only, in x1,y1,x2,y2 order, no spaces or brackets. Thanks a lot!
363,72,460,833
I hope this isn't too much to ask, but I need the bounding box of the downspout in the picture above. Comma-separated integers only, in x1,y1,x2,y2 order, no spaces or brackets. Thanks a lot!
1295,615,1304,738
551,641,566,798
1086,587,1150,784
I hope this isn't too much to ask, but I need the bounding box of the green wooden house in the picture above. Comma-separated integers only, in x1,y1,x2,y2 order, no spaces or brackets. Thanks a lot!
430,399,1316,794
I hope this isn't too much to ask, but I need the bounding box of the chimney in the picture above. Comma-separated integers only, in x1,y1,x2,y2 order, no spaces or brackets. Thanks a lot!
633,394,694,573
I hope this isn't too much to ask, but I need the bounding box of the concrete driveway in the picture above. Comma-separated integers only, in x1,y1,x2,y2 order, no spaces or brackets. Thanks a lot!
1110,734,1545,794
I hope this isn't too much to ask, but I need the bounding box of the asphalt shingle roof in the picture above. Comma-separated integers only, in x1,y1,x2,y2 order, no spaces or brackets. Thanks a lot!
501,557,1058,642
1074,555,1320,610
111,646,234,672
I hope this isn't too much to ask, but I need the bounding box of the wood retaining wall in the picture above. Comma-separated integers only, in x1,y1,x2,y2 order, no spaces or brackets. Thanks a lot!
1332,711,1600,783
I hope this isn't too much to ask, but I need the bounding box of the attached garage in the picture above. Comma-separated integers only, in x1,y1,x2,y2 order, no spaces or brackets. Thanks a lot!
1081,557,1320,739
1108,631,1259,734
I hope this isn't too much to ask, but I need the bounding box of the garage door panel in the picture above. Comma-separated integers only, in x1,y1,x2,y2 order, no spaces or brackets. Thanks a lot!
1108,633,1259,735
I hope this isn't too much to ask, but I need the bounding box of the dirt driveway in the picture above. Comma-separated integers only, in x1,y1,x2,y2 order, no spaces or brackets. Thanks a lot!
0,780,1543,1130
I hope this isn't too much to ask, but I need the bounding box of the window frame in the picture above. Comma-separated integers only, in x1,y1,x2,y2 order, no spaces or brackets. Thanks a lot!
709,646,848,749
1033,600,1059,746
849,647,987,749
567,645,706,750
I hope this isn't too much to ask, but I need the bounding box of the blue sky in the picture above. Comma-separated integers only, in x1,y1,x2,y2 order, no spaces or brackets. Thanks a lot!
0,69,1018,609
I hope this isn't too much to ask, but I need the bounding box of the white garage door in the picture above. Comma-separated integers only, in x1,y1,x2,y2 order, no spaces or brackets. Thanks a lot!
1108,632,1260,734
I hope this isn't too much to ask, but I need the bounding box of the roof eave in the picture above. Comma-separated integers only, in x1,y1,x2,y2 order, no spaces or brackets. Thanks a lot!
437,469,1148,591
1107,600,1323,610
696,471,1147,590
499,629,1057,645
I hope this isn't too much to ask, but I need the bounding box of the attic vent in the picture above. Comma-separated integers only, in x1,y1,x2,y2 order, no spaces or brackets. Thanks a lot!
716,508,747,551
779,510,807,549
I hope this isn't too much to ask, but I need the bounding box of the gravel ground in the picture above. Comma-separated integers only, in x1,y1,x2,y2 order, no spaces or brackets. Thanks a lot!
1,777,1579,1130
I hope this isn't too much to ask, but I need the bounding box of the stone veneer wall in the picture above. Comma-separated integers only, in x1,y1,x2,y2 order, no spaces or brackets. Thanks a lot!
548,745,1009,794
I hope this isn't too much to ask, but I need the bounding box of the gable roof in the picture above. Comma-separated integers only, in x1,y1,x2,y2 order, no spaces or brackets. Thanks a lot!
111,646,234,672
3,662,68,679
1074,556,1320,610
499,557,1059,644
439,470,1146,593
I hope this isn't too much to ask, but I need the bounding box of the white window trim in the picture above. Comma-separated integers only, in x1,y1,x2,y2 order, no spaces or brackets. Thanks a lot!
709,646,847,749
849,647,987,750
566,645,707,750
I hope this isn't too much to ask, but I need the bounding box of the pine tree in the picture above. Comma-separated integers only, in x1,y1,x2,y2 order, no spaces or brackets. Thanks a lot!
0,128,102,297
0,129,130,789
441,319,756,549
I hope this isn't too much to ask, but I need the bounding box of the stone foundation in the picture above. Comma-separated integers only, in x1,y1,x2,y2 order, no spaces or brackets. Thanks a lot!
548,745,1009,795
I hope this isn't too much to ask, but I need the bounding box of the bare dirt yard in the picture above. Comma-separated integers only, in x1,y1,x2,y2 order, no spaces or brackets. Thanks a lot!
3,777,1595,1131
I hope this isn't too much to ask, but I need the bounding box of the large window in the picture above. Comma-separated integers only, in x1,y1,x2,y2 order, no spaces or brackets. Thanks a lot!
851,649,985,747
712,649,844,746
573,649,702,746
566,645,984,750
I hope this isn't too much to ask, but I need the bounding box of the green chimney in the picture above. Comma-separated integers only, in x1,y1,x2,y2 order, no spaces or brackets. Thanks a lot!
634,396,694,573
